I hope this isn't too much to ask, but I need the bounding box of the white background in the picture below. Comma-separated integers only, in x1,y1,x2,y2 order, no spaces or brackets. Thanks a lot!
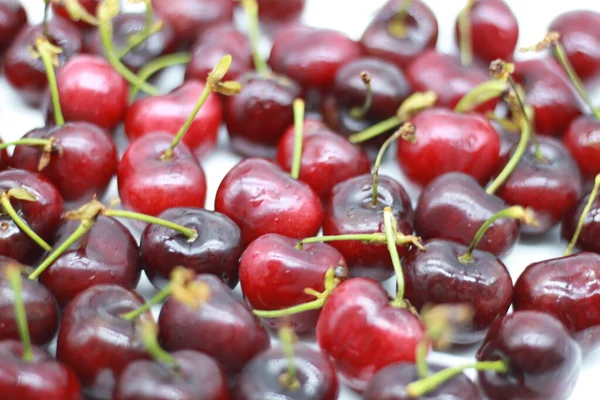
2,0,600,399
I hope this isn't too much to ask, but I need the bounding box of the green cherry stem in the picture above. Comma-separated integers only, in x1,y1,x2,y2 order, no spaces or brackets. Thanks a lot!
0,138,52,150
290,98,305,180
457,0,476,67
118,21,163,61
5,265,33,362
63,0,99,26
454,80,508,113
121,284,173,321
241,0,270,74
349,72,373,119
278,326,301,391
35,38,65,126
103,209,197,241
565,173,600,256
129,52,192,101
415,339,430,379
0,192,51,252
296,232,424,250
139,319,179,369
383,206,407,307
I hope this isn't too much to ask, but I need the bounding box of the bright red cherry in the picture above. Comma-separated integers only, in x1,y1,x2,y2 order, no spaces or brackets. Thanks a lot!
0,0,27,53
563,115,600,181
52,0,100,29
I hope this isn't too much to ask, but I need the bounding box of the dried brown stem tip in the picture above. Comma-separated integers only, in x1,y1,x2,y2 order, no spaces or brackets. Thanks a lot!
360,71,371,85
520,31,560,53
489,60,515,81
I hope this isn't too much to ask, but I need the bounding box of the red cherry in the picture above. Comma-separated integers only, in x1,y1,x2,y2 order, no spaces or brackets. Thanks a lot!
126,81,223,159
398,108,500,186
52,0,100,29
215,158,323,246
316,278,425,391
255,0,305,25
561,191,600,254
0,0,27,53
0,140,9,171
563,115,600,180
360,0,438,69
118,133,207,217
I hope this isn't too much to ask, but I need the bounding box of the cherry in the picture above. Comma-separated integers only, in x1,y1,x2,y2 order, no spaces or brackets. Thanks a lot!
215,158,323,246
476,311,581,400
158,274,271,374
563,115,600,181
8,122,118,207
4,18,82,105
52,0,100,29
0,141,8,171
360,0,438,69
141,207,243,289
256,0,305,25
126,81,223,158
549,10,600,81
0,0,27,53
561,190,600,254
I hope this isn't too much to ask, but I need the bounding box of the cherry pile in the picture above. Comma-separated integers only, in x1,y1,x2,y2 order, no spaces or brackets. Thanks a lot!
0,0,599,399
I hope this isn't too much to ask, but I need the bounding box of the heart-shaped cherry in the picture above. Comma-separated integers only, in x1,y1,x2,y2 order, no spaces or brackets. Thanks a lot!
0,0,26,53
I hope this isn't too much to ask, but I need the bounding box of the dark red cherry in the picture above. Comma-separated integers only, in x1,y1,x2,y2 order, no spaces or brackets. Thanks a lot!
0,0,27,53
494,137,582,234
563,115,600,180
323,174,413,280
52,0,100,29
476,311,581,400
0,169,64,265
0,258,59,346
37,215,142,307
158,274,271,374
215,158,323,246
224,72,301,158
10,122,118,207
360,0,438,69
118,133,207,217
363,362,483,400
268,24,362,92
514,252,600,351
549,10,600,81
0,141,8,172
415,172,518,257
4,18,82,105
141,207,243,289
0,340,82,399
561,192,600,254
234,344,338,400
513,58,581,137
152,0,234,43
255,0,305,25
86,13,176,72
406,51,496,112
57,285,151,400
239,233,347,333
114,350,229,400
403,239,513,345
316,278,425,391
126,80,223,159
399,108,500,186
276,120,371,201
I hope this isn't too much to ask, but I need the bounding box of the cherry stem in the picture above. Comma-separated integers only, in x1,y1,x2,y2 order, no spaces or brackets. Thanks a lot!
406,360,509,398
103,209,197,241
290,98,305,180
0,193,51,252
349,116,401,144
35,38,65,126
140,319,178,369
387,0,413,38
119,22,163,61
5,266,33,362
241,0,270,74
121,284,172,321
129,52,192,101
349,72,373,119
296,232,424,250
28,219,94,280
371,123,416,207
0,138,52,150
457,0,476,67
458,206,536,264
416,339,430,379
42,0,51,39
278,326,301,391
383,206,407,307
565,173,600,256
454,80,508,113
63,0,99,26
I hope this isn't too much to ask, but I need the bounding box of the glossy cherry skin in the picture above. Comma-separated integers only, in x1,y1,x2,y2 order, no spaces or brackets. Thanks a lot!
514,253,600,351
86,13,176,72
224,72,301,158
406,51,496,113
234,344,338,400
360,0,438,69
415,172,519,257
321,57,411,147
268,24,362,92
453,0,519,64
276,120,371,201
476,311,581,400
563,115,600,180
158,274,271,375
4,18,82,104
0,169,64,265
494,137,582,235
561,192,600,254
52,0,100,29
215,158,323,246
239,233,347,333
256,0,304,23
549,10,600,81
363,362,483,400
403,239,513,345
126,81,223,159
0,257,59,346
514,58,581,137
0,340,82,399
185,23,252,82
141,207,243,289
57,285,151,400
323,174,413,281
114,350,229,400
10,122,118,207
316,278,425,391
38,215,141,308
399,108,500,186
153,0,234,43
0,0,27,53
118,133,207,217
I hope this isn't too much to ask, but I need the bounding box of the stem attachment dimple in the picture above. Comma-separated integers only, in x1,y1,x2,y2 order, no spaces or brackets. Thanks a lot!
0,190,52,252
565,174,600,256
387,0,413,38
241,0,270,74
5,264,33,362
278,326,301,391
31,38,65,126
290,98,305,180
350,72,373,119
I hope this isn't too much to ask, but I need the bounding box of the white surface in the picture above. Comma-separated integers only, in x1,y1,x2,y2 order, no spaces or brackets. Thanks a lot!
1,0,599,399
